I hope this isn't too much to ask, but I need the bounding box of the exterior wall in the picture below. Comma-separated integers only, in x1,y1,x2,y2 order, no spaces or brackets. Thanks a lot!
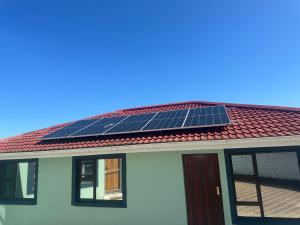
0,149,232,225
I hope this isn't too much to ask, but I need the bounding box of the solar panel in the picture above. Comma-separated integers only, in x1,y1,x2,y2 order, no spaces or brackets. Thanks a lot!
105,113,157,134
41,105,231,140
42,119,99,139
70,116,127,137
183,105,230,128
142,109,188,131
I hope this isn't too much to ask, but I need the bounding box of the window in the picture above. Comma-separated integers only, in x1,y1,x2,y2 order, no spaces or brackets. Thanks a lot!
226,147,300,223
72,154,126,207
0,159,38,205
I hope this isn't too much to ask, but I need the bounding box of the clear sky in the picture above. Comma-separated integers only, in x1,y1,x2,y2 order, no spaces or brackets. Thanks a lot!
1,0,300,138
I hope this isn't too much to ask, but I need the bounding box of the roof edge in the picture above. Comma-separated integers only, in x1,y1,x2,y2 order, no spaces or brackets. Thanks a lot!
0,135,299,160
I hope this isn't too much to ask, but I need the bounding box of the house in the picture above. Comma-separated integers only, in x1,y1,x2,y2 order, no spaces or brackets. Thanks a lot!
0,100,299,225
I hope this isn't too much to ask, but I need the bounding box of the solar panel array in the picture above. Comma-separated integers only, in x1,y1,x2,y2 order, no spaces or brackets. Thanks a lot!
42,105,231,140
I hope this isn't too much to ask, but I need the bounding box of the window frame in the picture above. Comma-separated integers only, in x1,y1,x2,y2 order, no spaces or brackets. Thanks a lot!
225,146,300,225
71,153,127,208
0,158,38,205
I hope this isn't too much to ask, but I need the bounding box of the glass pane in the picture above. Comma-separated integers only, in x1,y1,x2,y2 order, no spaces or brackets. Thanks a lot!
4,181,15,198
15,162,36,199
261,184,300,218
5,164,17,179
235,180,258,202
237,206,261,217
2,162,36,199
27,162,36,195
80,160,95,199
256,152,300,181
80,180,94,199
232,155,254,176
81,160,95,181
3,164,17,198
256,152,300,218
96,158,123,200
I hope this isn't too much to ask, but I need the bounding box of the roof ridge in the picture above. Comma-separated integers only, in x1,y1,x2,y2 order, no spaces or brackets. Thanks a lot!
116,100,300,112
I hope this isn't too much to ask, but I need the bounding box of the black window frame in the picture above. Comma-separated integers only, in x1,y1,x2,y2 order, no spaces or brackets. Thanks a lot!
72,153,127,208
225,146,300,225
0,158,38,205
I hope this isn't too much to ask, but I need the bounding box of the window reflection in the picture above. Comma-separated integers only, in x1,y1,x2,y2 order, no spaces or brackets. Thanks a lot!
0,161,37,202
230,151,300,219
257,152,300,218
79,158,123,201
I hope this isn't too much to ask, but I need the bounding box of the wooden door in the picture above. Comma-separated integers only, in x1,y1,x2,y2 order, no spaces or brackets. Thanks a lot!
183,154,225,225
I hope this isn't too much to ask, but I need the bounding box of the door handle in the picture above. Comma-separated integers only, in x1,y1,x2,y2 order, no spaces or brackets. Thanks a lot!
216,186,220,196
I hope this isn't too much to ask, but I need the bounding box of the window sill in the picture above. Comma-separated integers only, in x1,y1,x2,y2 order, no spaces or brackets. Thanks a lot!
72,200,127,208
0,199,37,205
233,217,300,225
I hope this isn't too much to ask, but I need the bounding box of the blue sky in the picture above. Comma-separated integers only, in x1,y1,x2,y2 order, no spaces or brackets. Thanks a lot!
1,0,300,138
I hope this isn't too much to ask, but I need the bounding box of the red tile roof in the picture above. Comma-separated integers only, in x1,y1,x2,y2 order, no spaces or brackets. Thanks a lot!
1,100,300,154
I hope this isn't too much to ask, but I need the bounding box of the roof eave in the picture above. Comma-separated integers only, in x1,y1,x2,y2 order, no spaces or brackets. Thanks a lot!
0,135,299,160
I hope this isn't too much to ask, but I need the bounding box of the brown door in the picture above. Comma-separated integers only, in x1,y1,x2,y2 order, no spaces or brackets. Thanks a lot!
183,154,225,225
